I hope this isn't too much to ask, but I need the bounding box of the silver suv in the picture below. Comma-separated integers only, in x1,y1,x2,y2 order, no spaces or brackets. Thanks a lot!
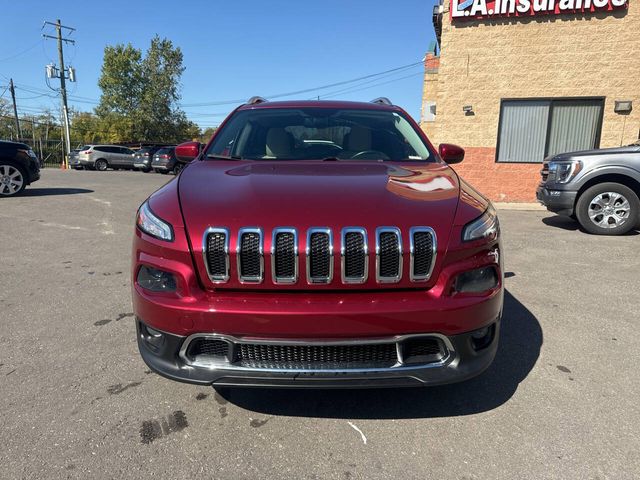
77,145,136,171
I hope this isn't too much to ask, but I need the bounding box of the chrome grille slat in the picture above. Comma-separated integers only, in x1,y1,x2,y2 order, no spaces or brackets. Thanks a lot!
306,228,333,284
272,228,298,284
203,227,230,283
341,227,368,284
376,227,402,283
410,227,437,282
237,228,264,283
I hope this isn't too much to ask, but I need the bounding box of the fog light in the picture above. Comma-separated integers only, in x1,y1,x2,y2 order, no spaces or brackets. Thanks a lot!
140,322,165,351
137,265,177,292
454,266,498,293
470,324,495,351
471,327,489,339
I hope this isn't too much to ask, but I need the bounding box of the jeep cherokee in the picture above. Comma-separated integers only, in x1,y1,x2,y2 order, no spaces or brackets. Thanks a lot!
132,98,503,388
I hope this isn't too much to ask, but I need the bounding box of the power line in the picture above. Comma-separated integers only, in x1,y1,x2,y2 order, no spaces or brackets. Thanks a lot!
0,40,44,63
179,60,423,107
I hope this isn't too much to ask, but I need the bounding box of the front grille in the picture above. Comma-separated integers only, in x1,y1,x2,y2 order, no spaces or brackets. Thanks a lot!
377,228,402,282
307,229,332,283
273,230,297,283
235,342,398,370
411,228,435,281
202,226,439,285
204,229,229,282
238,229,263,282
541,162,549,182
342,229,367,283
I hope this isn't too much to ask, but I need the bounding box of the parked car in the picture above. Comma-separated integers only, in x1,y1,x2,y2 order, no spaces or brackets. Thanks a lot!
133,98,503,389
69,148,82,169
0,140,40,196
537,141,640,235
133,146,163,172
77,145,137,171
152,146,181,174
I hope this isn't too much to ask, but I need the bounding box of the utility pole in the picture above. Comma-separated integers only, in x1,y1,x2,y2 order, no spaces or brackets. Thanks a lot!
9,79,21,140
43,19,75,168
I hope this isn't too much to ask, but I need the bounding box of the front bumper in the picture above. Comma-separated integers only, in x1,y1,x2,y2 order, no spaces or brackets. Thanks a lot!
137,318,500,388
536,184,577,216
134,161,151,169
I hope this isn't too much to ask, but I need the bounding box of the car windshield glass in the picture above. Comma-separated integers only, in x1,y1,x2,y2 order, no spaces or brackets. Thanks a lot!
156,148,169,155
206,108,435,162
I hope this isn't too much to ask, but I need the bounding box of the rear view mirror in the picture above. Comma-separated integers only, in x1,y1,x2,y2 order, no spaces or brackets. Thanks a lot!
175,142,201,163
439,143,465,164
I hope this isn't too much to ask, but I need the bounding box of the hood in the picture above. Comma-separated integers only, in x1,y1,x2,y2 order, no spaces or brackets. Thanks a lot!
179,160,461,290
551,144,640,161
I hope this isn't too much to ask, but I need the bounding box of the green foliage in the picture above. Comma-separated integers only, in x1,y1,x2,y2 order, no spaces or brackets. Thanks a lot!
92,35,200,143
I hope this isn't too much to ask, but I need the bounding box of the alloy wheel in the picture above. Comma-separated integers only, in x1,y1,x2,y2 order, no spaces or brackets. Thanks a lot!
587,192,631,229
0,165,24,196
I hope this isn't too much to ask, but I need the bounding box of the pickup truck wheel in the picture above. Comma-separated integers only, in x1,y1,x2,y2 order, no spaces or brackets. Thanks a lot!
576,182,639,235
95,159,108,171
0,163,26,196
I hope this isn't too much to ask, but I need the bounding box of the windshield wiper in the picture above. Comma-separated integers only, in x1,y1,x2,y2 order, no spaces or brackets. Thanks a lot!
320,157,341,161
206,154,243,160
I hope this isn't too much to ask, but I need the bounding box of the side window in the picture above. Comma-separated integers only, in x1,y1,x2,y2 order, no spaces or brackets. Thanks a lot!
94,146,106,153
120,147,133,155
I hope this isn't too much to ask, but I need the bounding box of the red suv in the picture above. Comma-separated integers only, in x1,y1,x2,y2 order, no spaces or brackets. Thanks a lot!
132,98,503,388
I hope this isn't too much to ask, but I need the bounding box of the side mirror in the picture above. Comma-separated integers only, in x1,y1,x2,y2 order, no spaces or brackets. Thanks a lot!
439,143,465,164
175,141,201,163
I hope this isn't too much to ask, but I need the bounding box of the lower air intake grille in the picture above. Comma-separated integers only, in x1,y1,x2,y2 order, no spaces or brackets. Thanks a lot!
274,231,296,281
412,230,435,280
308,231,331,282
239,230,262,281
236,343,398,370
187,338,229,359
378,230,401,280
205,230,228,281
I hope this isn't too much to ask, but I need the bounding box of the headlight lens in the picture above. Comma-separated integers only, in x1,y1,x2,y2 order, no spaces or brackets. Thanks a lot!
548,160,582,184
454,266,499,293
137,265,177,292
136,201,173,241
462,205,499,242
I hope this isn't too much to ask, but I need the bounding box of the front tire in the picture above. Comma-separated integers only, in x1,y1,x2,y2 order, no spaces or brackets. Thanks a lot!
173,163,184,175
0,163,27,196
94,159,108,171
576,182,639,235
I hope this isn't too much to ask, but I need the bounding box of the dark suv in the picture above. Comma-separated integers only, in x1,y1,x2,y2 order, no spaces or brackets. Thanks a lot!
0,140,40,196
537,141,640,235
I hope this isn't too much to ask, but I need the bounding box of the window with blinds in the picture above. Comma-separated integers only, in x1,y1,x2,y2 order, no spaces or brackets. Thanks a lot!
496,98,604,163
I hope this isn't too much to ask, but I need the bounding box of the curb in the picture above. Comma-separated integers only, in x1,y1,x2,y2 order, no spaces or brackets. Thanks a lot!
494,202,545,211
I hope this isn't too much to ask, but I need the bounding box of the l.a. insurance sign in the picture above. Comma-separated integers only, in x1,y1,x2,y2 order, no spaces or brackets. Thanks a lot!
451,0,628,19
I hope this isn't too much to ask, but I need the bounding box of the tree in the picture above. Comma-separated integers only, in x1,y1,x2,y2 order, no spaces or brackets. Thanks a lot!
94,36,200,143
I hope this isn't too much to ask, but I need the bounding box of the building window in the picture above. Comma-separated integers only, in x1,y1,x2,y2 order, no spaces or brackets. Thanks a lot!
496,98,604,163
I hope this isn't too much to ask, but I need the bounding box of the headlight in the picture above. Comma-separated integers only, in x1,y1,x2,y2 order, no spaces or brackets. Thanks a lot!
136,201,174,241
137,265,177,292
462,205,499,242
454,266,499,293
548,160,582,184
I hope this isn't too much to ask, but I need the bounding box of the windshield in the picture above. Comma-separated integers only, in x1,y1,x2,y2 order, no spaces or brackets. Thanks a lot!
206,108,435,161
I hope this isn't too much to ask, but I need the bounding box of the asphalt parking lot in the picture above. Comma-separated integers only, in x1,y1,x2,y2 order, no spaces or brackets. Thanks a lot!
1,169,639,479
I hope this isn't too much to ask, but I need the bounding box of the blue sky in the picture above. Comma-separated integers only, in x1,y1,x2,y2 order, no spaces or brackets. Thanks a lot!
0,0,437,129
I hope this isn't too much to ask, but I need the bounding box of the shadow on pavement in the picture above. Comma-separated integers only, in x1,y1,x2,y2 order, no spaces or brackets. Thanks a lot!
542,215,639,235
218,290,542,419
14,187,94,197
541,215,581,231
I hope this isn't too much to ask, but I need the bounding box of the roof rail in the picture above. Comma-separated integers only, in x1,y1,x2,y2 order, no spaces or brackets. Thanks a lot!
247,96,268,105
370,97,392,106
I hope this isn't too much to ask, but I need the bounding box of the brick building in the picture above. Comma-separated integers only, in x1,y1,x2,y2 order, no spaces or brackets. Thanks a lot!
421,0,639,202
